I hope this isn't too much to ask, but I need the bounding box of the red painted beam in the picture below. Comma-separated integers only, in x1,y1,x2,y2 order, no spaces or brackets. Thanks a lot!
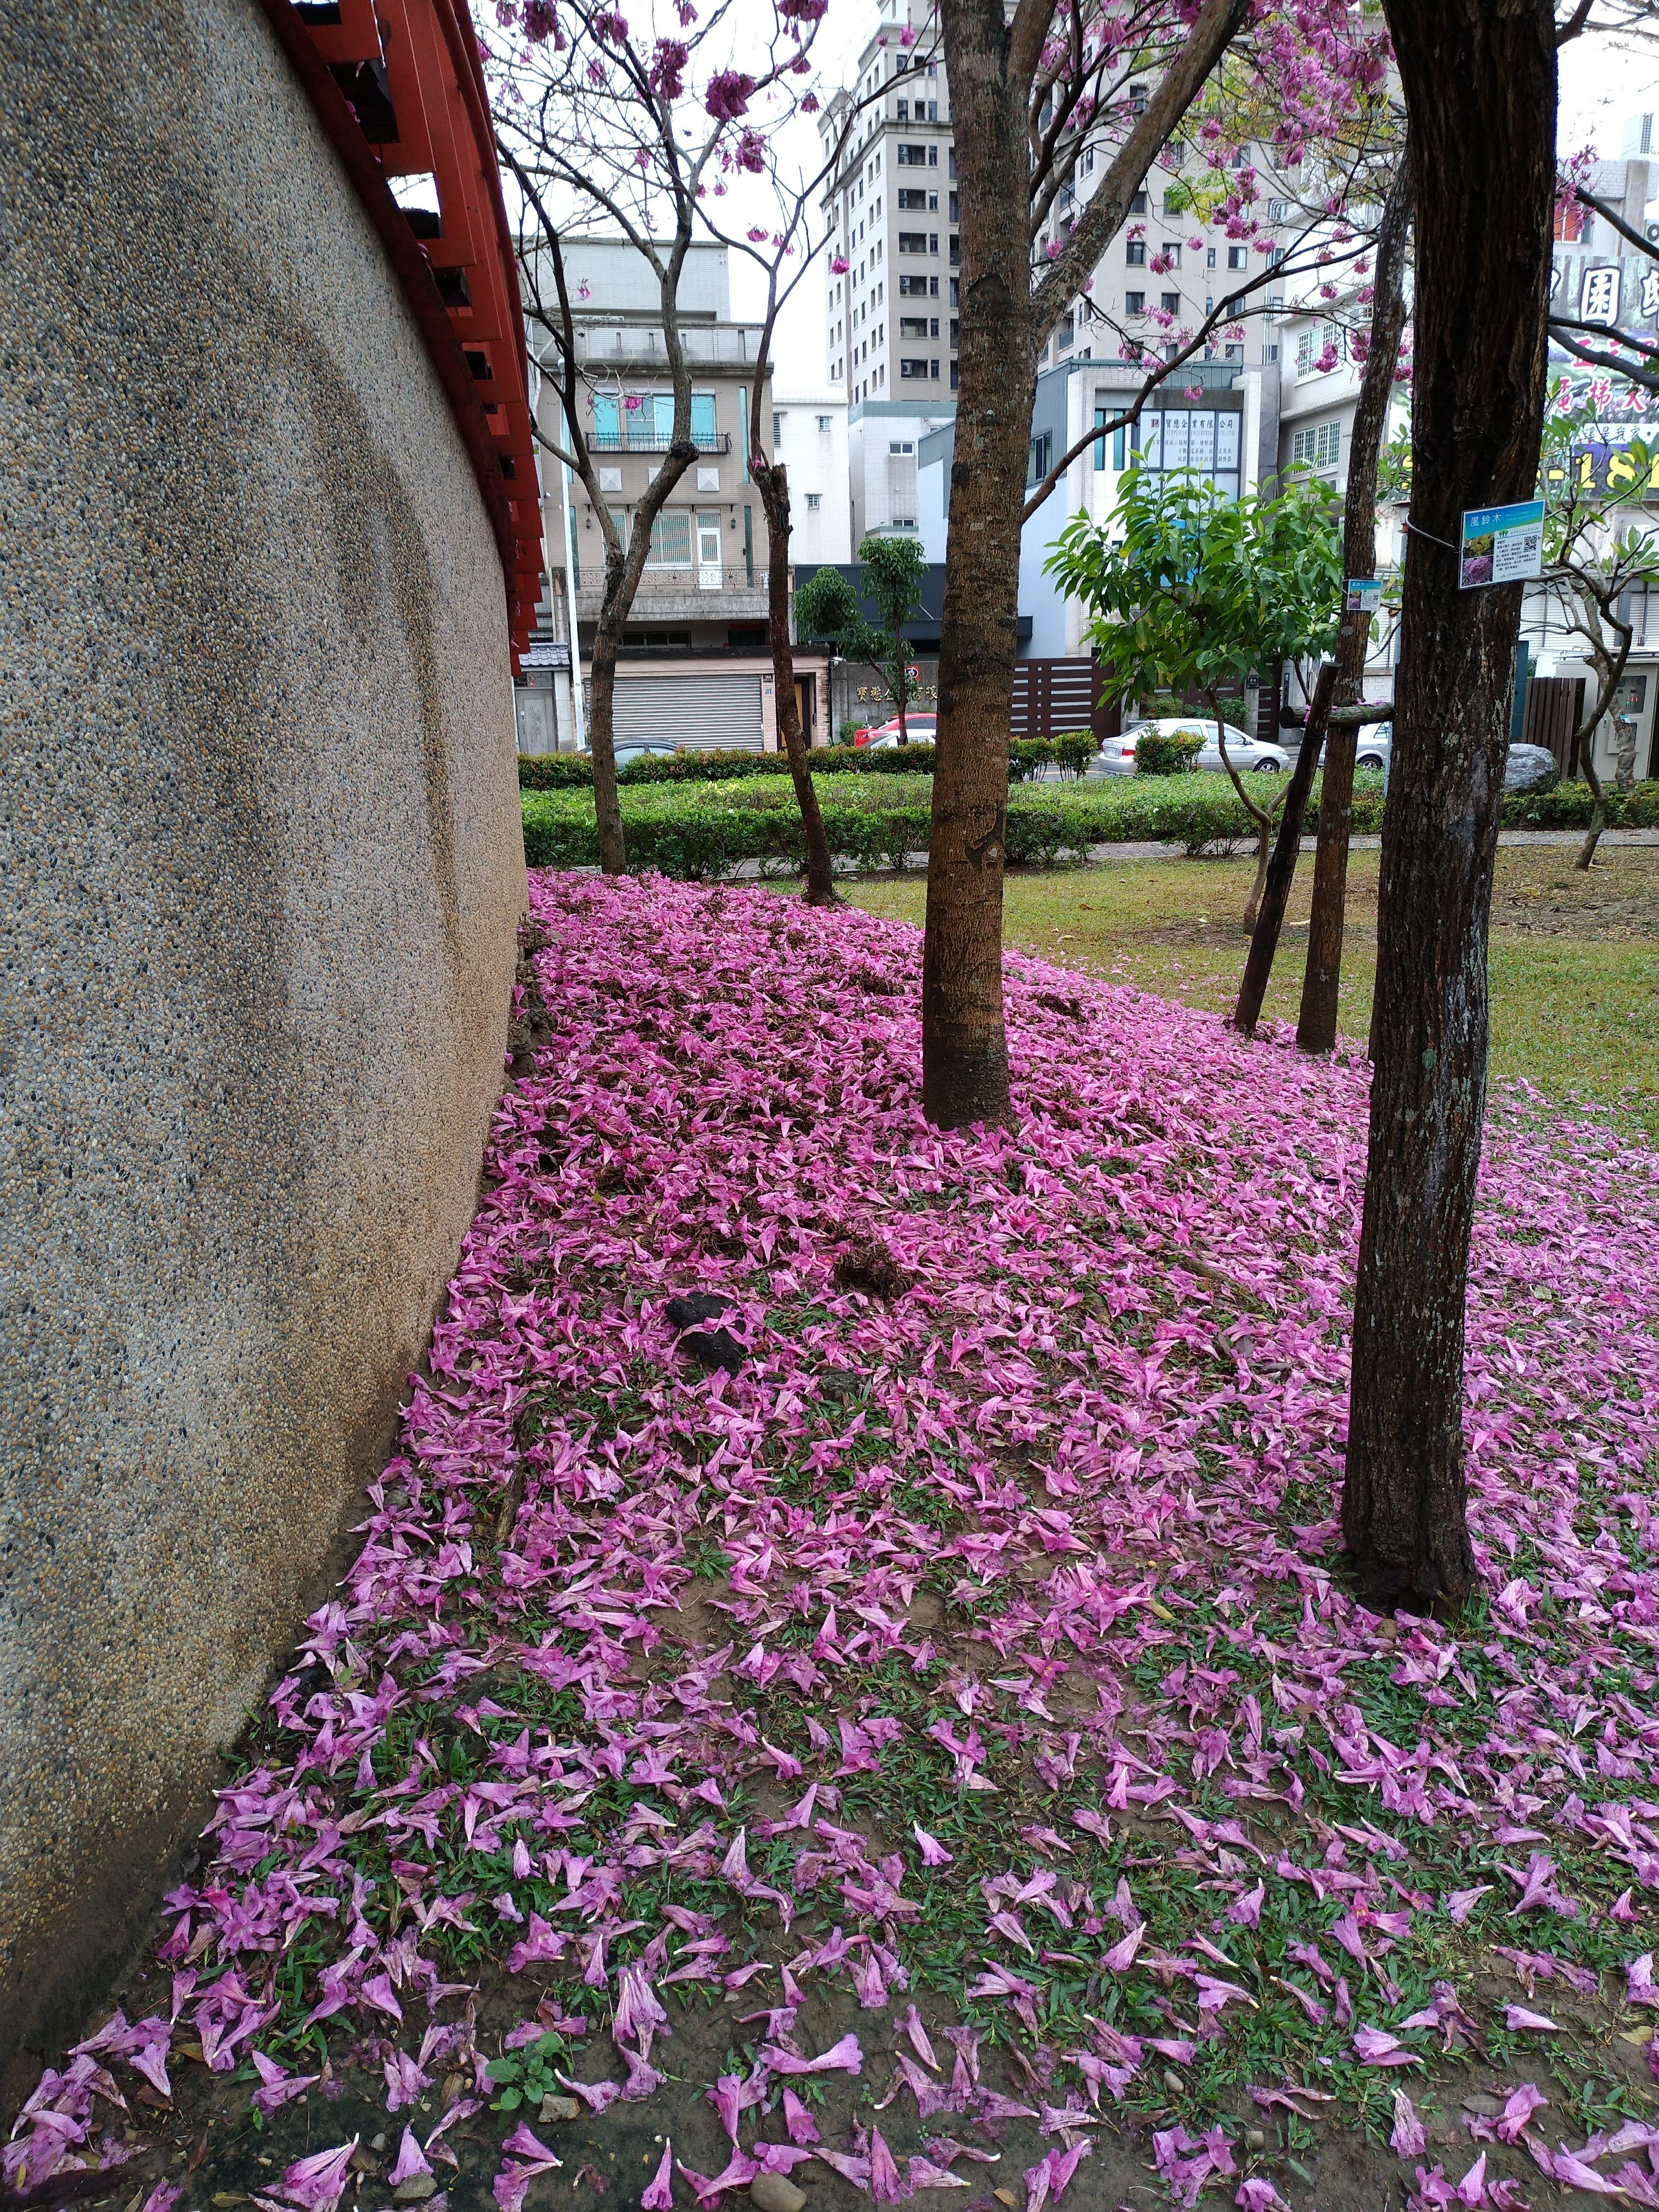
255,0,543,665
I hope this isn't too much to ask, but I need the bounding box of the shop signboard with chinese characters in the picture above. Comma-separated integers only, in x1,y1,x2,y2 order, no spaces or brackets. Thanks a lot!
1459,500,1545,591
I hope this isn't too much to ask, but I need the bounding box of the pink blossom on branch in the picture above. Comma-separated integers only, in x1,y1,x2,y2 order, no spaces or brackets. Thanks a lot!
704,68,755,120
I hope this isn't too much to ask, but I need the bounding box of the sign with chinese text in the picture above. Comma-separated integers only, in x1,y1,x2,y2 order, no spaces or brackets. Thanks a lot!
1459,499,1545,590
1344,578,1383,618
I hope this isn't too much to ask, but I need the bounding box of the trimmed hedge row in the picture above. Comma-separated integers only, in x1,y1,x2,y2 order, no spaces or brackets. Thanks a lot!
517,732,1097,791
1501,779,1659,830
521,771,1395,877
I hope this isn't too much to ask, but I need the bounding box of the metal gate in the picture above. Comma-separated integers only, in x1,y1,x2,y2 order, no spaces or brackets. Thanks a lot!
612,672,765,752
1521,675,1586,776
1009,657,1121,742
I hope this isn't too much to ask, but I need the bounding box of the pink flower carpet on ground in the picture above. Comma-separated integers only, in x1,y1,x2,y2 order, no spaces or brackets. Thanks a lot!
10,874,1659,2212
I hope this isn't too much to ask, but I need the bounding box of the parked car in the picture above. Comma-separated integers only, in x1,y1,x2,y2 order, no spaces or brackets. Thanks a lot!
1321,736,1557,788
855,714,938,748
1099,716,1288,776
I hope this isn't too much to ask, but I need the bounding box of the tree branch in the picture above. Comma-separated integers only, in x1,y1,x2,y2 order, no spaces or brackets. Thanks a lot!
1031,0,1249,347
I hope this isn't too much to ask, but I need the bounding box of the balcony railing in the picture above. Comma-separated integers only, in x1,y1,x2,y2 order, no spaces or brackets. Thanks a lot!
569,563,780,616
586,429,733,455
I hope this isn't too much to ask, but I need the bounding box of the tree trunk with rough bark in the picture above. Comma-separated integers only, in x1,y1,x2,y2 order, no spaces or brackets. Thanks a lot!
588,561,630,877
1233,662,1336,1035
1342,0,1555,1612
755,458,839,906
921,0,1032,1129
1297,146,1414,1053
920,0,1244,1127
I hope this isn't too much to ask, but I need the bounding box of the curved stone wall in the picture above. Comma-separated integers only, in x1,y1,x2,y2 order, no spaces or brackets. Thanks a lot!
0,0,525,2067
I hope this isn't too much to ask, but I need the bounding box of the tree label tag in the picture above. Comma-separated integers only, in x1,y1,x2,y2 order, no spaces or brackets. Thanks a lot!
1459,499,1544,590
1344,578,1382,617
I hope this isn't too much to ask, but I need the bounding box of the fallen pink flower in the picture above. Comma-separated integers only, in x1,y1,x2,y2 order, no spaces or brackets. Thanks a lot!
758,2034,862,2077
1390,2089,1426,2158
278,2141,357,2212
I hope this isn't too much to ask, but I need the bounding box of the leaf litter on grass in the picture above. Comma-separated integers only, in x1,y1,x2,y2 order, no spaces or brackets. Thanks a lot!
11,875,1659,2212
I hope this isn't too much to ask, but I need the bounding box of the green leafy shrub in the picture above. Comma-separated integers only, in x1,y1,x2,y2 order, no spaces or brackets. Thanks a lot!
521,770,1393,876
1500,777,1659,830
1134,727,1205,776
517,752,594,790
1008,738,1056,783
1054,731,1098,779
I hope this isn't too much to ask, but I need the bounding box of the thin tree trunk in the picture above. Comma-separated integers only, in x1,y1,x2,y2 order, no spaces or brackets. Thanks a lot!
755,459,838,906
588,567,628,874
1212,696,1277,930
1297,145,1414,1053
1577,729,1611,867
1343,0,1555,1612
921,0,1031,1129
1233,661,1337,1035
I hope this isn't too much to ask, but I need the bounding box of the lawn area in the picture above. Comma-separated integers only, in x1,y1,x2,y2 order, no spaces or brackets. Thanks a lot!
843,843,1659,1143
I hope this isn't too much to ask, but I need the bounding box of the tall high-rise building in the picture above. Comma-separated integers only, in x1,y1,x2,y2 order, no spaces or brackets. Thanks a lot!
816,0,1266,542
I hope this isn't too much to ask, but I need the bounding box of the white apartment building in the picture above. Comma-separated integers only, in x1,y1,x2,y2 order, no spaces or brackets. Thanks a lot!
770,392,851,564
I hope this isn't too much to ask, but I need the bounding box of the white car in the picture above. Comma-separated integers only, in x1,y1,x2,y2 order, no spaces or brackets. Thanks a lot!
1102,717,1289,775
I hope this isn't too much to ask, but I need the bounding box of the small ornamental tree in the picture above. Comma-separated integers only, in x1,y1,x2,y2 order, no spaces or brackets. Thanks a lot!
855,537,929,745
1538,388,1659,866
795,536,929,742
1047,465,1343,927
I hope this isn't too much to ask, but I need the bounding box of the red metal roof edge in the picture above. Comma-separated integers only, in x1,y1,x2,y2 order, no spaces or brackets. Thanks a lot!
253,0,543,665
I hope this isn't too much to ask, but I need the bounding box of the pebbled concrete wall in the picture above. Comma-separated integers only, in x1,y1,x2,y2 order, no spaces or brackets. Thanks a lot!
0,0,524,2066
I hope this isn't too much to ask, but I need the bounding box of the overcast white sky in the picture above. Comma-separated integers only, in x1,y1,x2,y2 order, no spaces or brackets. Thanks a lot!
740,16,1659,400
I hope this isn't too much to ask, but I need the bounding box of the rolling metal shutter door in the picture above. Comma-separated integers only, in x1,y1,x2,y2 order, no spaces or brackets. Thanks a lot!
613,674,765,751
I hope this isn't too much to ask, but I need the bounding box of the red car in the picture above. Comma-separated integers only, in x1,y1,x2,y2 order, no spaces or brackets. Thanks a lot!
853,714,938,747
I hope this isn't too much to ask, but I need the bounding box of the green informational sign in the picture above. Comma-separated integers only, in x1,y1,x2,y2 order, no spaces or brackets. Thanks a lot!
1459,499,1544,590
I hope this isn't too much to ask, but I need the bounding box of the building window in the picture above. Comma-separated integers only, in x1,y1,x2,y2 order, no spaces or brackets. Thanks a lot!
948,236,958,264
1128,81,1147,113
1026,431,1052,486
900,315,930,338
1227,245,1246,270
646,509,693,567
1163,242,1181,267
898,187,928,210
1161,291,1180,314
1125,289,1144,314
900,358,932,379
805,492,822,510
817,414,832,432
898,273,929,296
773,411,785,442
1130,188,1148,215
898,142,928,165
1292,420,1342,472
950,359,959,388
889,439,914,454
949,193,958,221
896,99,909,120
1093,403,1110,468
931,358,940,379
1126,240,1146,266
899,232,929,253
1058,313,1074,348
